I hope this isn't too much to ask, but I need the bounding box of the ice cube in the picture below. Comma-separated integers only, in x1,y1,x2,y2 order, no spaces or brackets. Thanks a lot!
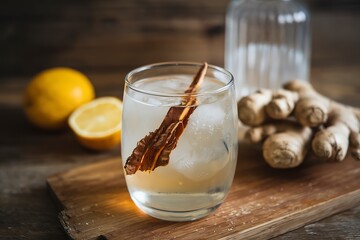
168,103,230,181
122,93,168,161
169,138,229,181
162,76,191,93
137,75,192,94
146,96,163,106
185,103,226,149
168,140,195,171
189,103,225,131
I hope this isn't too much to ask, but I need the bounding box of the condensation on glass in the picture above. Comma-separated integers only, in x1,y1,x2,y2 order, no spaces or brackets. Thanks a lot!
225,0,311,100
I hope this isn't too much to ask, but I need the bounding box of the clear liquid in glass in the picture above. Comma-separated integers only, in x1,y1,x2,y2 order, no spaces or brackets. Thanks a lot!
122,74,238,221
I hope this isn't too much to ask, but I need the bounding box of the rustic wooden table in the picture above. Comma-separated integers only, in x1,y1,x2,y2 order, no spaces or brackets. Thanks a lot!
1,1,359,239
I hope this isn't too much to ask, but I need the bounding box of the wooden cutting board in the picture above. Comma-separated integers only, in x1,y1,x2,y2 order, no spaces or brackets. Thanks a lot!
47,142,360,240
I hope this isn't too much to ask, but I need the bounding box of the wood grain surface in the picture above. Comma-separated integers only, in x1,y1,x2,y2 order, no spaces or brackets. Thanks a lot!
1,0,360,239
47,143,360,240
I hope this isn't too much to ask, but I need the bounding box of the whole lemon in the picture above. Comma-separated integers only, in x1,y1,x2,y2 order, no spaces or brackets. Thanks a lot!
24,67,95,130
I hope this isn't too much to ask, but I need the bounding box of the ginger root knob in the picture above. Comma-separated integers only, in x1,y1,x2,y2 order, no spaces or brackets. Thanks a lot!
263,126,312,168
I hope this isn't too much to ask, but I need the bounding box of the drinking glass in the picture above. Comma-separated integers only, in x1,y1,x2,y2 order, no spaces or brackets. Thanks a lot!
121,62,238,221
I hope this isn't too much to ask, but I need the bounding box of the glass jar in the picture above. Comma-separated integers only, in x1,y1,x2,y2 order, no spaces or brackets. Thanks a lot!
225,0,311,100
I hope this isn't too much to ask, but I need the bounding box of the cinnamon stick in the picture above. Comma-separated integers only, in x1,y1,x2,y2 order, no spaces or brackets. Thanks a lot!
124,63,208,175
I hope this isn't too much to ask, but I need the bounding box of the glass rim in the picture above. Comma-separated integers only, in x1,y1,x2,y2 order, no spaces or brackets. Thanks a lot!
125,62,234,98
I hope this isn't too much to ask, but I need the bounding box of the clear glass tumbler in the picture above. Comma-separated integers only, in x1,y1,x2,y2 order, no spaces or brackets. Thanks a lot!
121,62,238,221
225,0,311,100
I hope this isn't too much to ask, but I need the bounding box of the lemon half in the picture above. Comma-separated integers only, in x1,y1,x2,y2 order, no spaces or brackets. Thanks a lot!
68,97,123,151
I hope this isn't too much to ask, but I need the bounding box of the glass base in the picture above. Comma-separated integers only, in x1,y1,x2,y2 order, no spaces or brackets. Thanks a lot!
132,197,221,222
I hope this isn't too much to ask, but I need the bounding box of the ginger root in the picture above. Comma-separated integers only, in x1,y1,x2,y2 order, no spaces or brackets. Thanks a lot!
237,89,272,126
239,80,360,168
238,89,299,126
350,131,360,160
284,80,331,127
312,104,359,162
246,121,312,168
266,89,299,120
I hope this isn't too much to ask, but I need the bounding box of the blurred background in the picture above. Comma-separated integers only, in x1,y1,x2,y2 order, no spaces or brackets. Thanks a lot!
1,0,359,101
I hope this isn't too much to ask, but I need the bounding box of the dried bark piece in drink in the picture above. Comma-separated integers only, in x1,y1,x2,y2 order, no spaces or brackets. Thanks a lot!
124,63,208,175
